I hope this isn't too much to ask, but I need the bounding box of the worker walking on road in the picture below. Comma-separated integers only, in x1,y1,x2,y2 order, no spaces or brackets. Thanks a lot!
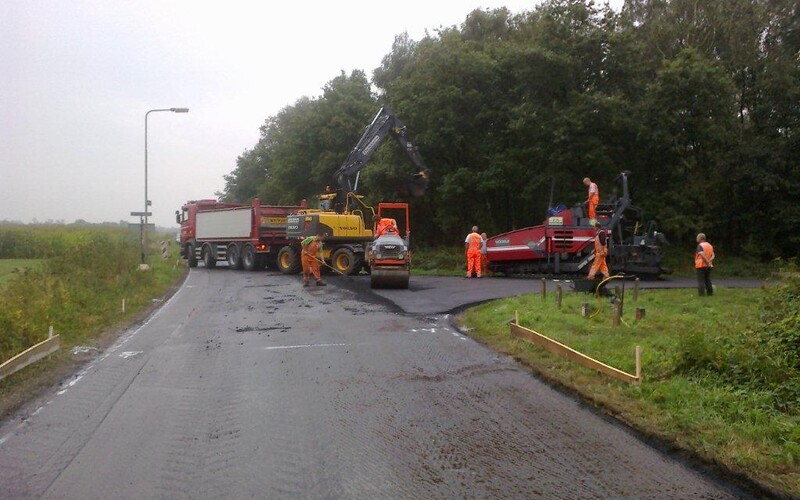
587,221,610,280
301,233,327,287
465,226,483,278
695,233,715,296
583,177,599,222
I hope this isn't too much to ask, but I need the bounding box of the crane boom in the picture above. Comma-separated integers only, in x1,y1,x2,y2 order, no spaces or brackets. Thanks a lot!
333,107,430,195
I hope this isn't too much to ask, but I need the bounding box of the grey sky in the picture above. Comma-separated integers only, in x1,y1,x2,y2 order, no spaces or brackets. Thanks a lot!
1,0,621,228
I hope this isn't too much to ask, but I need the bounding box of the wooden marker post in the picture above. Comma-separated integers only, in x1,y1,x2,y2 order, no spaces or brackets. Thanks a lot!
635,308,646,321
612,302,621,326
581,303,591,317
555,284,562,309
541,278,547,300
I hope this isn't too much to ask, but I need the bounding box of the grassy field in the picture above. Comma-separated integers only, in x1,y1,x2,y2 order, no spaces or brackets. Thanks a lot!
0,259,40,287
459,282,799,496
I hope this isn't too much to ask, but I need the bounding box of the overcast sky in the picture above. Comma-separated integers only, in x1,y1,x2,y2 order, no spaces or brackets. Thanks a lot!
1,0,621,229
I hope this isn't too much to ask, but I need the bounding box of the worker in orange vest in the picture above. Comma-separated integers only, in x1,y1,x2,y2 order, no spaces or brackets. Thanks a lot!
695,233,715,296
587,221,610,280
374,217,398,238
301,233,327,287
464,226,483,278
583,177,599,222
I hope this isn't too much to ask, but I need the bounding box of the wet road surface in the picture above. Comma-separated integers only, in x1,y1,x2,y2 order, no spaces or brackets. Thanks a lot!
0,269,750,498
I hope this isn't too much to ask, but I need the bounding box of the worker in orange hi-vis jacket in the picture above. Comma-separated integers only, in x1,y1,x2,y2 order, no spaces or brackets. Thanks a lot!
464,226,483,278
583,177,599,222
301,233,326,287
587,221,610,280
695,232,715,296
374,217,398,238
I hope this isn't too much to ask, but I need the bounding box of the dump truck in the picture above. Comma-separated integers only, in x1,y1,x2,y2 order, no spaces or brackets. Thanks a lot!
486,171,668,279
177,198,307,271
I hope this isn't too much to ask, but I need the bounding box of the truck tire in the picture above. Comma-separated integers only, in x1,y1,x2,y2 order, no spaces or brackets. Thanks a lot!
227,243,242,270
186,244,198,268
277,246,301,274
242,244,257,271
332,247,363,275
202,244,217,269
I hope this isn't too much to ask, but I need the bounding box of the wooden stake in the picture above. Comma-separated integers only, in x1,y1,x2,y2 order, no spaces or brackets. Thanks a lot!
635,308,646,321
555,284,562,309
48,325,54,339
581,303,591,317
612,302,621,326
541,278,547,300
122,298,126,313
515,310,519,326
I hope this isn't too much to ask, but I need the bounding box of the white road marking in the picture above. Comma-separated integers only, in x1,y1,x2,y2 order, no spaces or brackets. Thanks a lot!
120,351,143,359
264,343,348,351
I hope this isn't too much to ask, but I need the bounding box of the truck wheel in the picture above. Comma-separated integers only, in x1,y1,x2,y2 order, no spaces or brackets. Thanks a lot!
202,244,216,269
186,244,197,268
242,244,257,271
227,244,242,270
332,248,362,275
277,246,301,274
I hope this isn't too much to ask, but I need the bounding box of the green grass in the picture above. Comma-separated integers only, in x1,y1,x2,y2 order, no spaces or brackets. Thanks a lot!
459,285,799,497
0,228,186,363
0,259,40,287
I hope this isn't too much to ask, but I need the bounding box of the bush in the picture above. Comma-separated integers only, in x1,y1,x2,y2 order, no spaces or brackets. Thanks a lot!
0,227,181,363
676,263,800,413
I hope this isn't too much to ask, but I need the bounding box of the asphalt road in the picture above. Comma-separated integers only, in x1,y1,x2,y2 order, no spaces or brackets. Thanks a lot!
0,269,752,498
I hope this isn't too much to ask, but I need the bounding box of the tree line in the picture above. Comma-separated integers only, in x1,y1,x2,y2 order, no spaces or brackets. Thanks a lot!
220,0,799,258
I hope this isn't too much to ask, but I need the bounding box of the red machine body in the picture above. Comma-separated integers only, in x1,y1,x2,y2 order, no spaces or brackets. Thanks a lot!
486,172,667,278
177,198,307,271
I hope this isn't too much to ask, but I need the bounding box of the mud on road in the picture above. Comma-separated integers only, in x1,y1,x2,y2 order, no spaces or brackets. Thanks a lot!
0,269,751,498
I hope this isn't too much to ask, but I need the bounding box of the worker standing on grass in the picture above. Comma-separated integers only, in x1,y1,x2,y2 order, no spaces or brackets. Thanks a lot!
583,177,599,222
464,226,483,278
695,233,715,296
587,221,610,280
301,233,327,287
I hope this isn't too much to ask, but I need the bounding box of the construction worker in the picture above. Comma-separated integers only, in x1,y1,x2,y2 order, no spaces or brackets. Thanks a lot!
587,221,610,280
695,233,715,296
301,233,327,287
464,226,483,278
583,177,599,222
374,217,398,238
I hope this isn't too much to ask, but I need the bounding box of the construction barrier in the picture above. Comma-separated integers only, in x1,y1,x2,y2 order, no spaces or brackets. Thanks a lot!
510,311,641,384
0,326,60,381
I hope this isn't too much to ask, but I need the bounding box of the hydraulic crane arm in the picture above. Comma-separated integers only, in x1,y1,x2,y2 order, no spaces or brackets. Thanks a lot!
333,107,430,194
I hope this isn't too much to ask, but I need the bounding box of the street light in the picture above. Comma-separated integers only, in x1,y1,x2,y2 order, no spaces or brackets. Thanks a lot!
142,107,189,265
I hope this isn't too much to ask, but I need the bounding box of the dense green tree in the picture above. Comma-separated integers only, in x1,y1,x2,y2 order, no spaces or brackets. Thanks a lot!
218,0,800,258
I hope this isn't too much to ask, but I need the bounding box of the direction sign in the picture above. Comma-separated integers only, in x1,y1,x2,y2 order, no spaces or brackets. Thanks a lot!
130,211,152,217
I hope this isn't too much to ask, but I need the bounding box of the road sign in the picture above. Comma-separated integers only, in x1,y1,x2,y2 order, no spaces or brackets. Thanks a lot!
130,211,152,217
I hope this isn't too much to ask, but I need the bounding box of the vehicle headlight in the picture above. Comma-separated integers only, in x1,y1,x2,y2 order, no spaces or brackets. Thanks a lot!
397,252,405,260
374,253,382,259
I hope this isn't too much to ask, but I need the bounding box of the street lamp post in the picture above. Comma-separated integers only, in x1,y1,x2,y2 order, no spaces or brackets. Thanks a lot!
142,107,189,265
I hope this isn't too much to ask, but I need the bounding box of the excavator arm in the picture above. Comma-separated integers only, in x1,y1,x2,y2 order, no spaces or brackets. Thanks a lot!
333,107,430,197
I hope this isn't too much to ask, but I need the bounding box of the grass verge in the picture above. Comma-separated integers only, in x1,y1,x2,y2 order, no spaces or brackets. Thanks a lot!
0,228,186,419
458,285,799,497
